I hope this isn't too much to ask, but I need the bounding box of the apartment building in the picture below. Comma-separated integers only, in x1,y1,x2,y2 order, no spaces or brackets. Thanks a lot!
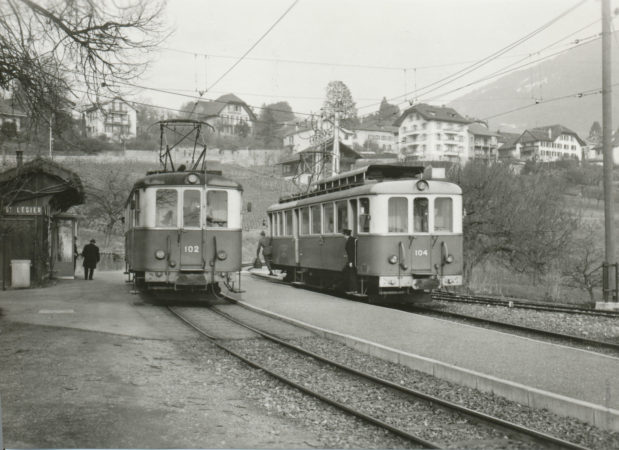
83,98,137,141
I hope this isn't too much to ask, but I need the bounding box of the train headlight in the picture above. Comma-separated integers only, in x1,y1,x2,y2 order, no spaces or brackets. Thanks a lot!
217,250,228,261
187,174,199,184
388,255,398,264
416,180,429,191
154,249,166,260
445,254,454,264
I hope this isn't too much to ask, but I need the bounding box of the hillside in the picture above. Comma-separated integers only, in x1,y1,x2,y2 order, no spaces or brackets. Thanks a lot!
449,38,619,136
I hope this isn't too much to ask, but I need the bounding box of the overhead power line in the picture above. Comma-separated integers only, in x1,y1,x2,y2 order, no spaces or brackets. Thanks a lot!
207,0,300,92
357,0,589,112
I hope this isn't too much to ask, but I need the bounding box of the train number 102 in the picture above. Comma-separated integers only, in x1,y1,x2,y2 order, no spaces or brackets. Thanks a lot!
184,245,200,253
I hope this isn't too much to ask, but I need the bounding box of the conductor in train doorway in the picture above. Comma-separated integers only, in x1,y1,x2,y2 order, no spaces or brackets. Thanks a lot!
343,229,358,293
81,239,100,280
257,230,274,276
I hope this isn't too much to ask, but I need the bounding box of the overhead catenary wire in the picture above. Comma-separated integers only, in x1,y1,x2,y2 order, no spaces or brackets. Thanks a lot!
356,0,590,113
207,0,300,92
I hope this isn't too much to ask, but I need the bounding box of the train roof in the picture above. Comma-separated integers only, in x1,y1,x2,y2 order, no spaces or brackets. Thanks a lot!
268,178,461,211
131,170,243,191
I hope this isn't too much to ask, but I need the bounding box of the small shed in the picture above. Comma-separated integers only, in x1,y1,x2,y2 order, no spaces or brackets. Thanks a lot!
0,156,85,287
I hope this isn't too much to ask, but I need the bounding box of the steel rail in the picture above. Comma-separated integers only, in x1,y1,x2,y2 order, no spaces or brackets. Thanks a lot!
190,300,589,450
412,306,619,353
433,291,619,318
167,305,440,449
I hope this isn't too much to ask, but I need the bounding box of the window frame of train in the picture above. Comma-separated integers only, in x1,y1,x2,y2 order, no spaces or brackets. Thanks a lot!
155,188,179,228
336,200,348,233
300,207,310,236
284,210,293,236
310,204,321,235
183,189,201,229
388,196,408,233
322,202,335,234
358,197,370,234
434,197,453,232
206,189,229,228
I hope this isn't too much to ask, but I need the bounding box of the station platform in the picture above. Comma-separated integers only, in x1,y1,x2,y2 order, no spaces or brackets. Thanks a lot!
238,271,619,432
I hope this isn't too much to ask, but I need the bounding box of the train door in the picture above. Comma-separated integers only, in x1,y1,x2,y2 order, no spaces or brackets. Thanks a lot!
294,208,299,264
411,196,432,274
179,189,203,270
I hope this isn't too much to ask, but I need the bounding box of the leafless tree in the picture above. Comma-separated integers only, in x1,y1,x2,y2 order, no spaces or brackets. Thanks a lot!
0,0,166,127
561,223,604,301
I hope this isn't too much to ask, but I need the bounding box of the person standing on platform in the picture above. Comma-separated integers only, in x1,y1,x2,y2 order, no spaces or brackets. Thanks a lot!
256,230,274,275
343,229,358,293
81,239,100,280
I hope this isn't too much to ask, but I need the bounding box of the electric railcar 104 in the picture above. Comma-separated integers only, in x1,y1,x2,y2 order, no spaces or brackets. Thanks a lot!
266,165,463,302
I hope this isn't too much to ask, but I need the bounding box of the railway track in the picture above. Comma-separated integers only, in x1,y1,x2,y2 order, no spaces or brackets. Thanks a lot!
168,301,590,449
433,290,619,318
410,306,619,354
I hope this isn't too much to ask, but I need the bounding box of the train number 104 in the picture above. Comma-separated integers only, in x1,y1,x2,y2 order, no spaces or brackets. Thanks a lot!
414,249,428,257
184,245,200,253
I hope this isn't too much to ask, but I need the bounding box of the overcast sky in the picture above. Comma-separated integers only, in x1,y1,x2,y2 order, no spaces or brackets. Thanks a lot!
136,0,607,120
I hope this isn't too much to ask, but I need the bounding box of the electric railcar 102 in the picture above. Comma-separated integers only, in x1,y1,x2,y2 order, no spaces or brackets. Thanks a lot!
267,165,463,302
124,120,243,292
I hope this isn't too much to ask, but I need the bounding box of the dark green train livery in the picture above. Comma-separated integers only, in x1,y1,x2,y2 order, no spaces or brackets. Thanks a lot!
124,170,243,291
267,165,463,302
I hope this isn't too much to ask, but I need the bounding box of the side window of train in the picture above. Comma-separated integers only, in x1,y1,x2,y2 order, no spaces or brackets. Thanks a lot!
434,197,453,232
323,202,334,234
388,197,408,233
310,205,321,235
300,208,309,235
359,198,370,233
183,190,201,228
156,189,178,227
413,197,429,233
277,212,284,236
206,190,228,227
133,190,140,227
285,210,293,236
336,200,348,233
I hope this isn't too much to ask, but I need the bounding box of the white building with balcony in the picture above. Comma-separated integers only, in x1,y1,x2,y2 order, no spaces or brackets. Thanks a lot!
394,103,471,163
83,98,137,142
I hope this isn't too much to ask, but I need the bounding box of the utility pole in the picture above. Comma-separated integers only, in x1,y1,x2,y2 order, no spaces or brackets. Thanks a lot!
602,0,617,301
48,112,54,159
332,109,340,176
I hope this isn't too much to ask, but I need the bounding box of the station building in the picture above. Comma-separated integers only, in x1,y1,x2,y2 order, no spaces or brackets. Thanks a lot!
0,155,84,288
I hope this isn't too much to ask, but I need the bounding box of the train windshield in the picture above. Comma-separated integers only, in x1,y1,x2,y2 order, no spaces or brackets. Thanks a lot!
434,197,453,232
413,198,429,232
183,190,201,227
156,189,178,227
388,197,408,233
336,201,348,233
207,190,228,227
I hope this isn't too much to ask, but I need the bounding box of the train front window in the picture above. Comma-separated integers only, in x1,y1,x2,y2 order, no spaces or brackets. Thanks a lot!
388,197,408,233
323,203,334,234
359,198,370,233
207,190,228,227
156,189,178,227
413,198,429,232
434,197,453,232
336,200,348,233
183,190,201,228
310,205,321,234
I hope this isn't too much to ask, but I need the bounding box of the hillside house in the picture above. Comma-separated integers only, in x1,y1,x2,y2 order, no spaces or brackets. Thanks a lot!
279,138,360,184
497,131,523,160
192,93,256,136
508,125,585,162
0,98,27,133
394,103,471,163
83,98,137,142
346,124,398,152
468,122,499,161
282,118,353,154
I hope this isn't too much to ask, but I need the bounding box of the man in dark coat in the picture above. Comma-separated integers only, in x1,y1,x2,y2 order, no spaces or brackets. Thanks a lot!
343,229,358,293
81,239,100,280
256,230,274,275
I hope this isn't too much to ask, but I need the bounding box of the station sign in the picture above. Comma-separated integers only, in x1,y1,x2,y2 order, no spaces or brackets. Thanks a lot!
3,205,43,215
